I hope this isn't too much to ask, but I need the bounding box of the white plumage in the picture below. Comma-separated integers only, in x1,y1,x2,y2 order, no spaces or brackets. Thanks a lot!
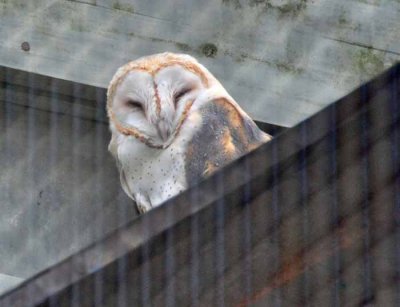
107,52,271,213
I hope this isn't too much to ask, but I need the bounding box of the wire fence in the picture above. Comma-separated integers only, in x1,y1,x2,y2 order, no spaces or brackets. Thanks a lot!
0,62,399,306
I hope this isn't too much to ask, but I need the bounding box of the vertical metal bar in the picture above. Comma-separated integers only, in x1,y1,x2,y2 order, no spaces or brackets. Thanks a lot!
329,103,341,307
215,170,225,307
140,214,151,307
3,68,13,257
48,78,60,307
49,79,59,196
115,89,126,307
26,72,36,307
94,89,105,307
165,202,176,307
360,85,373,304
190,186,200,307
4,68,12,143
390,67,400,305
117,253,128,307
300,122,310,305
71,83,82,307
94,266,105,307
242,156,252,304
1,70,12,306
272,135,282,307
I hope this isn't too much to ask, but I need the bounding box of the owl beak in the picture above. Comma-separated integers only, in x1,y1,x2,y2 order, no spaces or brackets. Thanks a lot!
157,120,171,142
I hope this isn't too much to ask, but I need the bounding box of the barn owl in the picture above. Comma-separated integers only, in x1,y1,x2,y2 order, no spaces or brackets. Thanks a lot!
107,52,272,214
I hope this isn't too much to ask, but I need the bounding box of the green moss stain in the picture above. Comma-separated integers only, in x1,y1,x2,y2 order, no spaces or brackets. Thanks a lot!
124,31,194,53
338,11,347,25
245,0,308,17
199,43,218,58
113,2,135,13
276,1,307,16
248,0,267,5
70,20,85,32
225,50,303,75
353,48,385,77
275,62,303,75
337,11,360,30
222,0,242,9
112,30,218,58
0,0,5,13
357,0,381,5
0,0,27,8
235,54,247,63
175,42,192,52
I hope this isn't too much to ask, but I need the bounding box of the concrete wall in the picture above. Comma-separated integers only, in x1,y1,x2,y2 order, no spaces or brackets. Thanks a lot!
0,67,135,294
1,0,400,127
2,62,399,306
1,0,400,297
0,65,280,296
0,274,22,294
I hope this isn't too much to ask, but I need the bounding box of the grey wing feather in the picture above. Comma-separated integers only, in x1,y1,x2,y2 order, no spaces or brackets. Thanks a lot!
185,98,271,185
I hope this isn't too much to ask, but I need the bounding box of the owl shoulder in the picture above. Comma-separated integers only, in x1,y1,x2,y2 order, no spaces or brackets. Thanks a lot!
184,97,271,184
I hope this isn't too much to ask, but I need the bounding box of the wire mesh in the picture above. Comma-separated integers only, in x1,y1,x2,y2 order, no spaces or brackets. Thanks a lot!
0,61,400,306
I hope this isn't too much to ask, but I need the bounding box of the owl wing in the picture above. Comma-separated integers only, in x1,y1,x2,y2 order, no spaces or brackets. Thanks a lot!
108,134,134,200
109,133,153,213
185,97,271,185
119,166,134,200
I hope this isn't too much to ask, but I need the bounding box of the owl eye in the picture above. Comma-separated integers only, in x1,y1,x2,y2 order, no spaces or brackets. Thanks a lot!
126,99,143,111
174,88,191,105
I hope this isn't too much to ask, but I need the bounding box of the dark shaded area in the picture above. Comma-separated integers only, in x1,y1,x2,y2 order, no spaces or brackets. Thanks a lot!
1,62,400,306
255,120,286,136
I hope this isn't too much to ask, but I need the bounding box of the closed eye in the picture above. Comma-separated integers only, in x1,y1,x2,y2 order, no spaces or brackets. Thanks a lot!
174,88,192,105
126,99,143,111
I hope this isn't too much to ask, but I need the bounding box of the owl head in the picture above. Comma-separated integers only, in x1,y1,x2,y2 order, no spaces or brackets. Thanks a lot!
107,52,226,149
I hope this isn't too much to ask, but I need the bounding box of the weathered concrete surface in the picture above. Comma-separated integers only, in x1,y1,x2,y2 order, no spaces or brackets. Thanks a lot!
0,65,282,296
0,71,136,294
1,62,399,307
0,274,22,294
1,0,400,126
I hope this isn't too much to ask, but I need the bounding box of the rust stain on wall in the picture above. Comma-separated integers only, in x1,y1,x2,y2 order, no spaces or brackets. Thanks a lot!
237,217,360,307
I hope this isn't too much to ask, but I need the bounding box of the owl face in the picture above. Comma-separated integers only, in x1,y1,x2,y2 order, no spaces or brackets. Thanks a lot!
108,53,218,148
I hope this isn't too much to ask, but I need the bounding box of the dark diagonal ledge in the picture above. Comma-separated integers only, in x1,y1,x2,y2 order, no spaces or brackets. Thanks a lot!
0,63,399,306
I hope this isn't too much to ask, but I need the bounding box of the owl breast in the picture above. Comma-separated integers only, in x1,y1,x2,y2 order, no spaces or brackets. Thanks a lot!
117,138,184,209
116,110,202,210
